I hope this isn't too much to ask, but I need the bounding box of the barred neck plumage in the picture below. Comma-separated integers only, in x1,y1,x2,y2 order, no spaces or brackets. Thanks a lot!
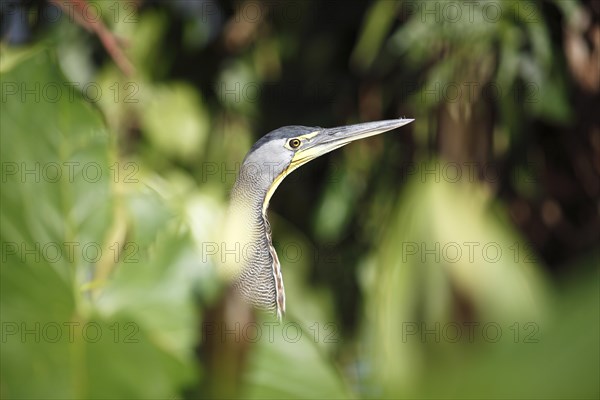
220,119,414,320
224,162,286,319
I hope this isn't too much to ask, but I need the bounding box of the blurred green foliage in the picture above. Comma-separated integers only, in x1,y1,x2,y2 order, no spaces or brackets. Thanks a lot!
1,47,202,398
1,0,598,399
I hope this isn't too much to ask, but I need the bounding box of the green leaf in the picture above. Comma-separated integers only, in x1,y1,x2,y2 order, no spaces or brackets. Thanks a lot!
360,159,550,396
0,47,200,399
139,83,210,162
0,46,111,398
241,316,351,399
351,0,400,71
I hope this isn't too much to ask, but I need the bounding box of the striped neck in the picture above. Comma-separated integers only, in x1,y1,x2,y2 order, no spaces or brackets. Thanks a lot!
223,163,286,319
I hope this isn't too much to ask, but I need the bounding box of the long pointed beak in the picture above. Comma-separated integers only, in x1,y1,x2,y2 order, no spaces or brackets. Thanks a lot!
290,118,414,170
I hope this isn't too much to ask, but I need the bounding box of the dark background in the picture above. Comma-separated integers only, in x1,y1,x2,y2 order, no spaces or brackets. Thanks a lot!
1,0,598,398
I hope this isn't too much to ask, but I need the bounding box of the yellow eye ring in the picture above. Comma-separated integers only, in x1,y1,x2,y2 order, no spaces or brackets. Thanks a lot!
289,138,301,149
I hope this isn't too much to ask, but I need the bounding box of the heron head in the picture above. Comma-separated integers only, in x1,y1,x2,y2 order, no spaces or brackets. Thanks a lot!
239,119,414,212
228,118,414,317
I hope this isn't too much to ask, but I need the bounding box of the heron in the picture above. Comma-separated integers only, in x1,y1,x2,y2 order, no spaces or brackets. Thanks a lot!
221,118,414,319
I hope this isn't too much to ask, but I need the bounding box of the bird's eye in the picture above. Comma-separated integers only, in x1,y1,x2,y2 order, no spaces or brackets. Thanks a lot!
288,138,301,149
